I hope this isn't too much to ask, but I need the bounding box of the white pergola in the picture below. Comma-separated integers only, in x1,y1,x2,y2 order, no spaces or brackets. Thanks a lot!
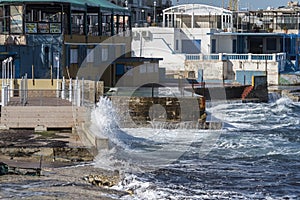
163,4,233,30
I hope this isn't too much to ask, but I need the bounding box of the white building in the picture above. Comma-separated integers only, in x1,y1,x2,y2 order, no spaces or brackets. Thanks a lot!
132,3,299,85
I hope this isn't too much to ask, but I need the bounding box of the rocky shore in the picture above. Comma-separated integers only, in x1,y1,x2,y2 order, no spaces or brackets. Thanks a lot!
0,129,131,200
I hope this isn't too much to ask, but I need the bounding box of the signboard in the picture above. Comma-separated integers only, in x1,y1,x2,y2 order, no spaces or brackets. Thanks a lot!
50,23,61,33
38,23,49,33
25,23,37,33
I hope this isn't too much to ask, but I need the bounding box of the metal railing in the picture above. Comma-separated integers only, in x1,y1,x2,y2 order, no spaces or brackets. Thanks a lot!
185,53,286,62
20,74,28,106
0,77,98,107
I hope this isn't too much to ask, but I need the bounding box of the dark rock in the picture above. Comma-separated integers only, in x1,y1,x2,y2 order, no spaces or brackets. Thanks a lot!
0,162,8,175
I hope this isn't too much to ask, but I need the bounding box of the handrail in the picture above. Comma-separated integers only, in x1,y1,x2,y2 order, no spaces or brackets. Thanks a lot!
185,53,286,62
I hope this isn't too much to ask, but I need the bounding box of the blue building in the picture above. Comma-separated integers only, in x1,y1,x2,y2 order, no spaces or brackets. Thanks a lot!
0,0,136,86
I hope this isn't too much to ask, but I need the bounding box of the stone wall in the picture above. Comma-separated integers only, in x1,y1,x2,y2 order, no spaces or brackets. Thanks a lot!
110,96,206,128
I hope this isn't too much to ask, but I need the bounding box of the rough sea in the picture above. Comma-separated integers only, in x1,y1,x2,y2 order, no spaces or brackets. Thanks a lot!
1,93,299,199
91,94,300,200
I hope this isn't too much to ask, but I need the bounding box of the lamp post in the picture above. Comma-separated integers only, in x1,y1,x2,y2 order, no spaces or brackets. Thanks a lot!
55,54,60,98
154,1,157,24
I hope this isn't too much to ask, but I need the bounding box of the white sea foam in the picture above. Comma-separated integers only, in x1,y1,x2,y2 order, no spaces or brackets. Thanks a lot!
90,96,300,199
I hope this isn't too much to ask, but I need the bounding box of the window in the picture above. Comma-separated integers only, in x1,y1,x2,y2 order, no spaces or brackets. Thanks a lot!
102,47,108,61
211,39,216,53
10,5,23,33
176,40,179,50
25,5,62,34
232,39,237,53
266,38,276,51
70,49,78,64
140,65,147,73
182,39,201,54
87,48,94,63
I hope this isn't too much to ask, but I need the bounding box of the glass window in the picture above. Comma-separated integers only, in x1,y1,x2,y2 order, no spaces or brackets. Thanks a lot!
87,48,94,63
10,5,23,33
266,38,276,51
102,47,108,61
70,49,78,64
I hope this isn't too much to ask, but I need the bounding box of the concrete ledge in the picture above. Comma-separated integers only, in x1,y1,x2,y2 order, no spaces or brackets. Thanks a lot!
75,123,109,156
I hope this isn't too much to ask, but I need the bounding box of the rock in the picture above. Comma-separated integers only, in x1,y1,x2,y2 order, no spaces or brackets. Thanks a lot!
0,162,8,175
84,174,119,187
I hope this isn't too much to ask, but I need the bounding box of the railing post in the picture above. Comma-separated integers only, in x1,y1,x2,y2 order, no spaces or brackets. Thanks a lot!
81,78,84,106
5,85,8,105
248,53,252,61
74,78,77,106
200,53,203,61
69,78,72,102
219,53,223,61
61,76,65,99
56,78,60,98
1,85,5,106
273,53,276,61
76,77,80,107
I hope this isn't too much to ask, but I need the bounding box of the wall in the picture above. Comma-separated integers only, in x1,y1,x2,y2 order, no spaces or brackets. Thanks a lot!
185,59,279,85
185,60,225,81
110,96,206,128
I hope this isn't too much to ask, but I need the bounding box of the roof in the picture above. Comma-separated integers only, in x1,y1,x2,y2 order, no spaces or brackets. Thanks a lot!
0,0,129,13
163,4,232,15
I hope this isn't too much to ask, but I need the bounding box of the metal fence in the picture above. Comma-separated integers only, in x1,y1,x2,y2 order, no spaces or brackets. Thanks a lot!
1,76,103,107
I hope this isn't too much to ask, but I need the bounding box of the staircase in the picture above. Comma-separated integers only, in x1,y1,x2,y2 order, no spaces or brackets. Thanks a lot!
241,86,254,100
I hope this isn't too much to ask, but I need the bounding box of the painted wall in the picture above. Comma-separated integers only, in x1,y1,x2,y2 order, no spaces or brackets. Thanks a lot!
185,59,279,85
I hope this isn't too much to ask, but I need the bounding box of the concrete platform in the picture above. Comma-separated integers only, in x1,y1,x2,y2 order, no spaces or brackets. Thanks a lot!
0,97,86,131
7,97,72,106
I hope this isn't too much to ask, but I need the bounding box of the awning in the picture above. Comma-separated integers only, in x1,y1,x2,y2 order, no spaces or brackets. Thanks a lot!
0,0,129,14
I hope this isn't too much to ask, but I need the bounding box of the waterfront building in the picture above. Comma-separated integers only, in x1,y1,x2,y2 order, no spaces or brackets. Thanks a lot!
0,0,162,88
132,3,300,85
110,0,172,26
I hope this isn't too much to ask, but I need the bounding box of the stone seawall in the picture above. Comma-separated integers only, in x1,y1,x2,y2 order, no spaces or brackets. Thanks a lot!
110,96,206,128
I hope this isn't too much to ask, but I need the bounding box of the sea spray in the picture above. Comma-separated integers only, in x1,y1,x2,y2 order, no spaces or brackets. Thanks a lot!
90,96,119,135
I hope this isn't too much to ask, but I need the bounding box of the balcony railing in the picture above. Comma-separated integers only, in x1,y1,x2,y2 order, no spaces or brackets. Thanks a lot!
185,53,286,62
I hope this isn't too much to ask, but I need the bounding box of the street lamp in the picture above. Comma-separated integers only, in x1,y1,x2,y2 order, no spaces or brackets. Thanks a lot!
154,1,157,24
55,54,60,97
142,9,145,25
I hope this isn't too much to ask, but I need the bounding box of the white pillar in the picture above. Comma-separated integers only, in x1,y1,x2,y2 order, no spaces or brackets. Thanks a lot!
1,85,5,106
56,56,60,98
75,77,80,107
163,12,165,27
81,78,84,106
9,58,13,97
69,78,72,102
61,76,65,99
77,81,81,107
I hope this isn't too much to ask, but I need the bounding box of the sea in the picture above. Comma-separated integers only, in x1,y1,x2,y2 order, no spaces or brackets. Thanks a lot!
1,92,299,199
90,93,300,200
